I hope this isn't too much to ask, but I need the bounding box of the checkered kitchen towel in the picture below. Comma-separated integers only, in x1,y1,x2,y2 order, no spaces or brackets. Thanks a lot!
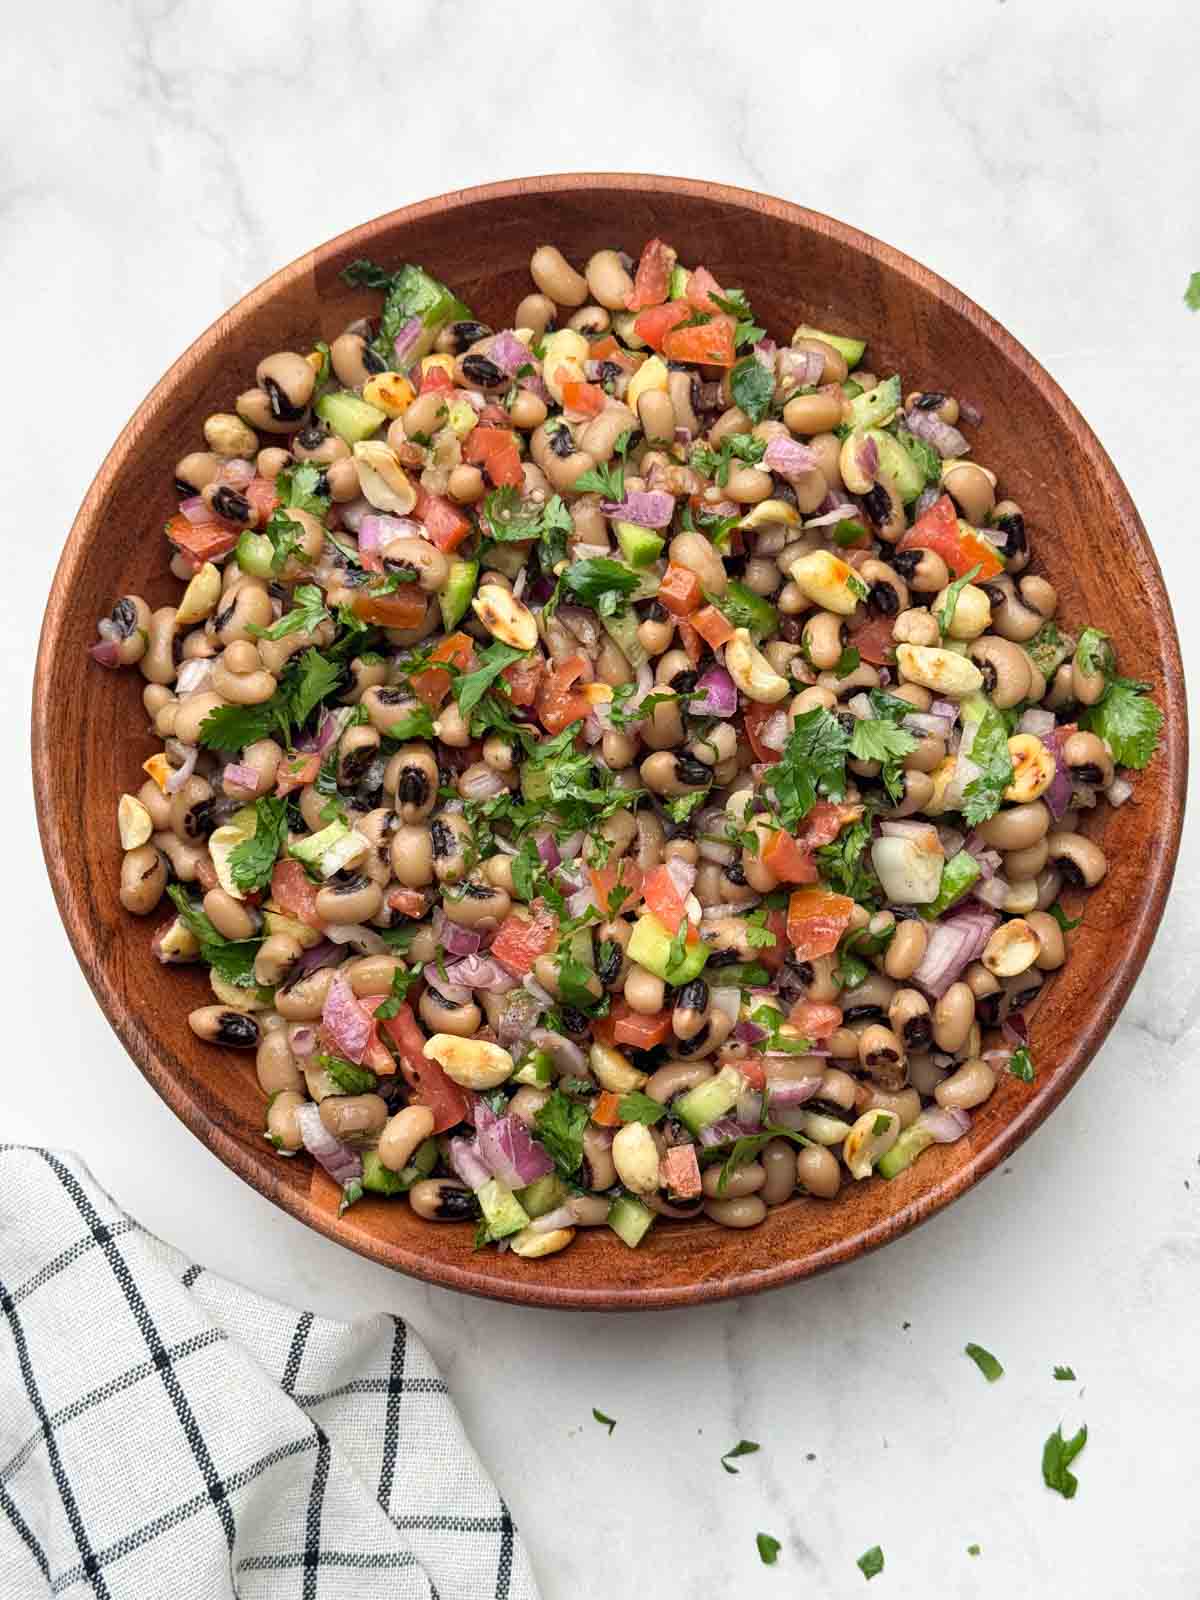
0,1147,539,1598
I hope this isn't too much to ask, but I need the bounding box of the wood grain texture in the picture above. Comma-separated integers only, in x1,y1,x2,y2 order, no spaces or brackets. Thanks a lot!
33,175,1188,1310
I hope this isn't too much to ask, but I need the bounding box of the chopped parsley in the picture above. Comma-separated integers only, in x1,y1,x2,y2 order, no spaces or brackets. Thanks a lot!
570,459,626,499
1049,902,1082,933
967,1544,981,1558
454,640,528,717
275,461,331,519
961,699,1015,827
1185,272,1200,311
857,1545,885,1581
617,1092,669,1125
666,791,708,824
387,705,436,742
729,354,774,423
1042,1422,1088,1499
481,487,574,570
1053,1365,1077,1382
720,1439,760,1475
689,432,767,487
756,1533,781,1567
556,557,641,618
318,1055,377,1094
833,645,862,679
849,718,918,802
815,818,878,904
1079,676,1163,769
937,562,983,636
767,708,850,826
592,1408,617,1435
533,1089,590,1182
964,1342,1004,1382
710,287,766,348
249,584,331,644
228,797,289,893
1008,1045,1035,1083
374,964,422,1021
1074,625,1113,680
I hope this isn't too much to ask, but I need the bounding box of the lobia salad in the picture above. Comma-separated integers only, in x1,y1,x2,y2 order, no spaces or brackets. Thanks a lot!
94,234,1162,1257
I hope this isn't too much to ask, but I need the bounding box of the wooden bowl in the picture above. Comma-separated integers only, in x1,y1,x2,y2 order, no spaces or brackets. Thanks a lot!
35,175,1187,1310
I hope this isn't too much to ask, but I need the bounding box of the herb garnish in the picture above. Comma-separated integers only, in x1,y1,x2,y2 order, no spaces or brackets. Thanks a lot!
720,1439,760,1475
964,1343,1004,1382
1042,1422,1088,1499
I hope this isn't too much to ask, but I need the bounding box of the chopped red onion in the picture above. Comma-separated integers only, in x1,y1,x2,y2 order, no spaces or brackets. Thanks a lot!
222,761,260,794
766,1074,823,1107
902,712,955,740
178,495,215,525
777,348,824,389
288,1026,317,1058
530,1204,578,1235
737,1086,764,1126
959,400,983,426
432,907,482,958
917,1106,971,1143
583,712,605,746
902,407,970,459
911,907,999,998
557,831,586,861
175,658,214,695
752,338,777,372
1041,727,1074,821
565,883,600,920
710,987,742,1023
295,1103,362,1190
697,1117,759,1148
484,330,534,377
325,923,389,955
216,458,255,489
803,502,860,529
459,766,507,801
972,875,1012,910
556,605,601,651
913,486,940,518
572,541,611,563
701,901,764,922
937,826,965,857
392,316,424,366
692,665,737,718
529,1028,588,1076
1106,776,1133,807
1001,1010,1029,1047
764,435,820,477
881,819,941,849
339,497,371,534
518,370,550,404
733,1020,768,1044
321,973,375,1063
1017,707,1057,738
476,1104,554,1188
497,990,542,1050
929,699,959,725
295,940,341,978
664,857,697,902
534,831,561,870
164,746,199,795
600,490,675,528
758,710,790,752
523,973,556,1008
448,1136,492,1192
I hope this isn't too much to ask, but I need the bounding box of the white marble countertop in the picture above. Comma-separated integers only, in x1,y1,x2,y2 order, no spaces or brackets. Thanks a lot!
6,1,1199,1594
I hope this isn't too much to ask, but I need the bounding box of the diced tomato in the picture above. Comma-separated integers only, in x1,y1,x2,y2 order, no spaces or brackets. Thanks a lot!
411,630,474,709
502,654,545,706
743,701,783,764
662,314,737,368
737,1059,766,1091
559,374,607,418
592,1091,623,1127
612,1004,673,1051
762,830,820,885
641,864,691,931
476,403,512,427
588,858,644,917
351,586,427,628
420,364,454,393
244,476,280,522
632,301,691,352
490,908,559,976
463,426,523,488
414,488,473,552
798,800,862,851
535,655,592,734
165,513,238,566
380,1004,470,1133
788,1000,844,1040
684,265,725,312
758,909,789,974
675,617,702,666
896,492,1004,581
625,237,677,311
353,995,398,1077
274,753,320,797
586,334,620,361
848,614,898,666
786,888,855,960
660,1143,701,1200
690,604,735,650
387,887,428,919
270,859,323,929
658,562,703,616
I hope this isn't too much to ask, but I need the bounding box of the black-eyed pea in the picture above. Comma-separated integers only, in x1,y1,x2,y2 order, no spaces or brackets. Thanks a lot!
1045,831,1107,889
969,636,1034,708
418,986,480,1037
702,1195,767,1228
378,1105,436,1172
143,683,174,719
701,1160,765,1200
236,386,295,436
934,1058,996,1111
842,1108,901,1179
266,1090,306,1152
803,610,846,670
858,1025,907,1090
204,412,258,458
760,1139,798,1205
861,1085,922,1128
668,529,727,595
795,1144,840,1198
1062,731,1114,788
482,853,515,895
530,244,588,306
95,595,152,667
612,1122,662,1195
152,831,208,884
624,963,665,1015
320,1093,388,1145
256,1028,303,1096
1000,878,1040,915
203,888,258,941
932,982,975,1052
1046,661,1076,711
942,461,995,524
275,965,336,1021
888,771,936,817
139,606,179,686
315,874,383,925
254,933,302,989
791,335,848,384
227,738,282,800
1003,838,1049,879
974,801,1051,852
584,248,635,309
1025,910,1067,970
188,1005,260,1047
120,845,166,914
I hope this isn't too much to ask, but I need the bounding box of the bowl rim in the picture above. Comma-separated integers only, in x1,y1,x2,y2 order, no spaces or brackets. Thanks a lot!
35,172,1188,1310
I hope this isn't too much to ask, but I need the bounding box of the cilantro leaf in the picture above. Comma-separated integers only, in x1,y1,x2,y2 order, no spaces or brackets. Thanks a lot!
815,818,878,904
251,584,331,643
833,645,861,679
617,1092,669,1125
1053,1365,1076,1381
709,288,766,348
857,1546,885,1581
756,1534,781,1567
964,1342,1004,1382
937,562,983,636
387,705,436,742
570,459,625,499
318,1054,378,1094
1042,1422,1088,1499
455,641,527,717
228,797,289,892
287,649,344,729
720,1439,760,1475
961,700,1015,827
197,701,280,752
592,1408,617,1435
165,885,264,992
729,355,774,423
767,708,850,826
689,432,766,487
374,964,421,1021
533,1089,590,1182
1049,902,1082,933
275,461,331,518
968,1544,981,1557
558,558,640,618
1075,625,1113,680
1008,1045,1036,1082
1186,272,1200,311
849,717,918,801
666,790,708,824
1080,677,1163,769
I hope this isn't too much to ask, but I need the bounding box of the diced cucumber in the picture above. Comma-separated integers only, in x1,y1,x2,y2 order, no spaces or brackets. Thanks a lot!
482,541,528,580
607,1193,656,1248
714,579,778,641
361,1149,407,1196
675,1065,743,1135
520,761,551,807
798,1111,852,1145
315,389,388,444
627,913,709,986
866,428,925,504
439,558,478,631
517,1174,568,1218
615,520,665,568
476,1178,529,1242
288,817,350,870
511,1047,553,1088
669,265,691,300
793,324,867,368
841,379,864,401
877,1124,935,1179
600,608,649,671
919,850,982,921
848,375,902,432
235,528,275,578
